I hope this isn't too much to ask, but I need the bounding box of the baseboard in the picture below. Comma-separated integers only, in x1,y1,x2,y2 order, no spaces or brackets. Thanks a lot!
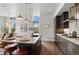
41,39,55,42
41,40,55,42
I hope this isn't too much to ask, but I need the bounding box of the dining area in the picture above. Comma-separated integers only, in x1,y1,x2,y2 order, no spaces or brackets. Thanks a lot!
0,13,41,55
0,31,41,55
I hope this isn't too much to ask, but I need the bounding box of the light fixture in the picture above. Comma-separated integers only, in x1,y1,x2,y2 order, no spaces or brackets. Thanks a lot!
16,4,23,20
17,14,23,19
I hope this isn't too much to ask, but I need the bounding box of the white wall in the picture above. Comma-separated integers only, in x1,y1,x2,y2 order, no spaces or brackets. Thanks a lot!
0,16,6,33
40,14,54,41
0,3,19,17
40,4,65,41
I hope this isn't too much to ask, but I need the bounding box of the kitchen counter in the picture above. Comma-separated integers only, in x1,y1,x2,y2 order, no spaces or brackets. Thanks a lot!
0,34,42,55
0,34,41,44
57,34,79,46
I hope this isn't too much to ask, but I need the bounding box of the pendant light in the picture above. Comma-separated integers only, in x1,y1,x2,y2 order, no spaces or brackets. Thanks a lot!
17,14,23,19
16,4,23,20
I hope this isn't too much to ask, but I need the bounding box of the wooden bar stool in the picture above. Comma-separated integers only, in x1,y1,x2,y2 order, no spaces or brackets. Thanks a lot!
0,34,8,54
4,43,17,55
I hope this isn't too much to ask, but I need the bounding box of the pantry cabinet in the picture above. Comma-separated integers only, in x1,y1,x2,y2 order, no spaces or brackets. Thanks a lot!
55,12,69,33
69,6,76,20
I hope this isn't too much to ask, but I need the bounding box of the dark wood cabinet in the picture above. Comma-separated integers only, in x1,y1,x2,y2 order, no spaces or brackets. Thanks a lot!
61,12,69,21
56,16,61,29
61,12,69,28
55,11,69,33
64,21,69,28
55,16,64,33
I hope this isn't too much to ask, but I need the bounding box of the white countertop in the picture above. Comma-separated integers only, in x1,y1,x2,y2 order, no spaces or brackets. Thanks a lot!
0,34,41,44
57,34,79,45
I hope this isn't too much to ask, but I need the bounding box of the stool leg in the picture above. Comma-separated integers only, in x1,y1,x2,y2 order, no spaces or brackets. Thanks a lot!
4,51,6,55
9,52,12,55
4,51,13,55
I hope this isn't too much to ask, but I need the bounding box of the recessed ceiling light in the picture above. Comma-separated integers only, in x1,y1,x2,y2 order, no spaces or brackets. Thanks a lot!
48,8,51,11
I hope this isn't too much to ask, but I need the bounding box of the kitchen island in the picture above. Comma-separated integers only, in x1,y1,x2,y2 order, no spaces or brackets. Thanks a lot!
0,34,42,55
17,34,42,55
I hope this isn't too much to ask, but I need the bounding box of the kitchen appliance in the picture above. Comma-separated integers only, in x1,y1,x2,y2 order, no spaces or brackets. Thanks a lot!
72,31,77,38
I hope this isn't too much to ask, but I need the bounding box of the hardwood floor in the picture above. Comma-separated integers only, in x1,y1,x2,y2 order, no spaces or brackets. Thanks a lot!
0,41,63,55
40,41,64,55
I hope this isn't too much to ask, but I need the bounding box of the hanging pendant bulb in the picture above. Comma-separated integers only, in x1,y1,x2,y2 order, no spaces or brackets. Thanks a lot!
16,14,23,20
16,4,23,20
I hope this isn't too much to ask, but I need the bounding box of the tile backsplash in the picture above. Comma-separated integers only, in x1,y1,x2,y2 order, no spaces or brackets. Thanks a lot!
69,20,79,37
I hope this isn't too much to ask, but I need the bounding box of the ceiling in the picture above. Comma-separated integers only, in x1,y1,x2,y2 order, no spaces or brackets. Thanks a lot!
57,3,74,16
40,3,61,15
28,3,62,15
0,3,71,19
0,3,19,17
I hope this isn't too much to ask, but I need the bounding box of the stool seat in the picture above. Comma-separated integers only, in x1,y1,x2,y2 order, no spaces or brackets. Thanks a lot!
5,44,17,49
16,48,29,55
4,44,17,55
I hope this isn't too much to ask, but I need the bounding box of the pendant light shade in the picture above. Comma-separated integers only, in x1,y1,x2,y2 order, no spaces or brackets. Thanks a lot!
17,14,23,19
16,4,23,20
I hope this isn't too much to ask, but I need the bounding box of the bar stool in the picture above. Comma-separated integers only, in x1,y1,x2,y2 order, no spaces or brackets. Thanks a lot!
0,34,8,52
0,33,11,48
4,43,17,55
0,33,16,55
15,48,29,55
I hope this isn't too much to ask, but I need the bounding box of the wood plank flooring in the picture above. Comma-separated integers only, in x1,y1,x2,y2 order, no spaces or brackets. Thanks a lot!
40,41,64,55
0,41,63,55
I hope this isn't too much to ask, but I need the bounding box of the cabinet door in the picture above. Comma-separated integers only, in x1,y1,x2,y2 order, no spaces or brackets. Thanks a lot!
71,43,79,55
66,40,79,55
57,36,66,54
60,37,67,54
64,22,69,28
69,6,76,20
56,16,61,28
66,40,73,55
